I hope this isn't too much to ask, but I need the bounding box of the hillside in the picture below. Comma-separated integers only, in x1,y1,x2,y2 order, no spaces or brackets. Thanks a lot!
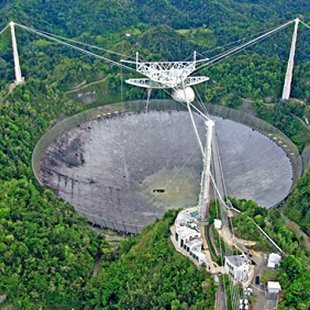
230,198,310,310
0,0,309,308
285,171,310,235
0,0,309,102
1,0,309,36
82,210,217,309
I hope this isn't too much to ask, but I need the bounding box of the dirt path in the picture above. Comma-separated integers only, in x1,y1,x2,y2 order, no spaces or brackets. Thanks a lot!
280,212,310,253
92,254,101,277
218,225,257,251
65,77,108,94
209,227,220,256
0,83,16,103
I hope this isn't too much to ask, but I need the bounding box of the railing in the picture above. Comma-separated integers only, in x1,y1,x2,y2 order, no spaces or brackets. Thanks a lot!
80,210,144,234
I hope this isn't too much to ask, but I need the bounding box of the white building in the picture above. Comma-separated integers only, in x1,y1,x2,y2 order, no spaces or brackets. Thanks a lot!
214,219,222,230
174,209,209,267
225,255,249,282
267,281,281,294
191,250,209,266
267,253,281,269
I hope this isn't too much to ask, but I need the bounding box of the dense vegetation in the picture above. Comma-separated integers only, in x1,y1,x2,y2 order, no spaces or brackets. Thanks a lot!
230,197,310,309
255,101,310,151
0,172,216,308
0,179,105,308
83,210,216,309
0,0,309,102
284,170,310,235
0,80,101,307
230,199,305,255
0,0,309,308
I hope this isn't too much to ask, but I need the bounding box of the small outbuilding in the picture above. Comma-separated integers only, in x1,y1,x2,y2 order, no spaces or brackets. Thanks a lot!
267,253,281,268
267,281,281,294
214,219,222,230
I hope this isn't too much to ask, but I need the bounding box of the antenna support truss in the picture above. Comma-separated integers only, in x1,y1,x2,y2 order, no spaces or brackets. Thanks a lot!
122,52,209,89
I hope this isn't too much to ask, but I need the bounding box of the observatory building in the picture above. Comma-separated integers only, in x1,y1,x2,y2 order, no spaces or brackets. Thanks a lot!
174,208,209,267
225,255,249,282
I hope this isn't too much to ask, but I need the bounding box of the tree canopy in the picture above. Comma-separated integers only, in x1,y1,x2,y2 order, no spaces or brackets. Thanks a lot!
0,0,309,308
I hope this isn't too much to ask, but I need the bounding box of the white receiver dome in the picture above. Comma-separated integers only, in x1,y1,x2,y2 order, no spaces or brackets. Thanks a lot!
172,87,195,103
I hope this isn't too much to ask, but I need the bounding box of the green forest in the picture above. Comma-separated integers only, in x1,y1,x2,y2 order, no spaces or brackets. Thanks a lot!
284,170,310,235
230,195,310,310
0,0,309,308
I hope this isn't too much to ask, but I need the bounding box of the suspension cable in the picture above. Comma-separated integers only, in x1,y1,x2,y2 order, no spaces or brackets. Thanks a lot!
30,27,135,59
15,23,137,73
195,19,295,71
162,146,200,189
196,31,283,73
197,18,295,64
300,20,310,30
193,86,210,116
161,86,231,210
0,24,9,37
197,20,296,60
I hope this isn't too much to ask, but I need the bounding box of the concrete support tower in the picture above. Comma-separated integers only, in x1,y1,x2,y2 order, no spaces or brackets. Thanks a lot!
9,21,24,85
282,18,300,100
198,119,215,221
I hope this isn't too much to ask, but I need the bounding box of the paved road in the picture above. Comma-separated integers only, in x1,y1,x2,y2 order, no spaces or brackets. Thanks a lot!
216,284,226,310
266,294,279,310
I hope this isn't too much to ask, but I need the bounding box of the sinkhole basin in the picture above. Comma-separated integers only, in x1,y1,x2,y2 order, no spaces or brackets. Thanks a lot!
37,102,295,233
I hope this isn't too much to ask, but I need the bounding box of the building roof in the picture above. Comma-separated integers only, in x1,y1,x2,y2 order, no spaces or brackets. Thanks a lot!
177,226,197,239
175,209,200,240
186,236,201,245
214,219,222,229
267,281,281,290
192,250,208,263
225,255,245,267
175,210,191,223
268,253,281,267
267,262,276,268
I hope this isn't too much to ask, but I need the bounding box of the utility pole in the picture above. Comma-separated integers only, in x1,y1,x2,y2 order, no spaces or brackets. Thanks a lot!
282,18,300,101
9,21,24,85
